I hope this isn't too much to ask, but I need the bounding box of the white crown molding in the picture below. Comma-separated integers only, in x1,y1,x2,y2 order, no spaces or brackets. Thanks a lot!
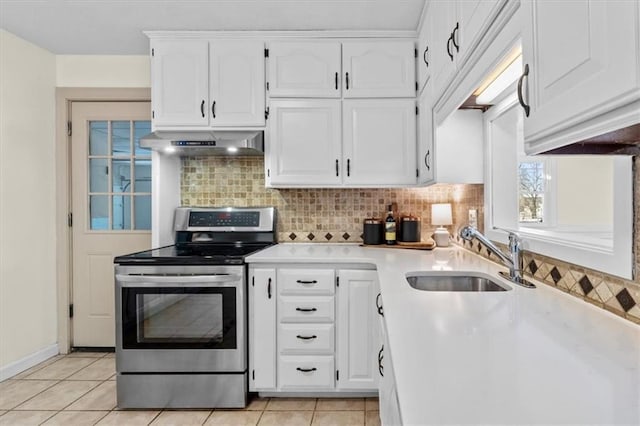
144,30,418,40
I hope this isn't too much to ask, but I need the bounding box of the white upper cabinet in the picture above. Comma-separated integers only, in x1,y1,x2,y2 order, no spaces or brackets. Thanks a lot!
456,0,503,64
416,5,433,95
151,40,210,127
151,39,265,129
430,0,458,98
417,81,435,185
343,99,417,185
429,0,505,99
267,99,342,186
521,0,640,153
209,41,266,126
268,41,342,98
342,41,416,98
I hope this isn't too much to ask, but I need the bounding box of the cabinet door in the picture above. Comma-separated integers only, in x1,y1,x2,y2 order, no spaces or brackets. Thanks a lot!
151,39,209,127
210,41,265,126
522,0,640,143
268,41,342,98
267,99,342,186
336,270,380,390
342,41,416,98
249,268,276,391
343,99,417,186
417,82,435,185
417,6,433,95
430,0,458,98
456,0,503,65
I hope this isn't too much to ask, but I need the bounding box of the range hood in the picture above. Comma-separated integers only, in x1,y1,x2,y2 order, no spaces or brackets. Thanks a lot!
140,130,264,156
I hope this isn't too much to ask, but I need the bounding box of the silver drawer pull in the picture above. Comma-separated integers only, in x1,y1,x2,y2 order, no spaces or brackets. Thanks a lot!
296,367,317,373
295,307,317,312
296,335,317,340
296,280,317,284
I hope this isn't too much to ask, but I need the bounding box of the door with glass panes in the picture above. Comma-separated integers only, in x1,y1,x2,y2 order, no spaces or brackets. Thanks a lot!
71,101,151,347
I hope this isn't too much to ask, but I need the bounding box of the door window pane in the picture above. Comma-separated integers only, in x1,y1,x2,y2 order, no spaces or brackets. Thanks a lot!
89,121,108,156
134,121,151,156
134,195,151,230
112,195,131,230
112,159,132,193
87,120,151,232
112,121,131,156
89,159,109,193
134,159,152,192
90,195,109,230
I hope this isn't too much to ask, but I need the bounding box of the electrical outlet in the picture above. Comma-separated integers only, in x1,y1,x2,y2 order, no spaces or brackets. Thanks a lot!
468,209,478,228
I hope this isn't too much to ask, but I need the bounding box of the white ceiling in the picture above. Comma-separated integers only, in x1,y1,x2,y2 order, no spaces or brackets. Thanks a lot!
0,0,426,55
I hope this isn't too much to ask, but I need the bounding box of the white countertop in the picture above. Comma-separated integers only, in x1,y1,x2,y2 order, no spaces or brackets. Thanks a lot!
246,243,640,425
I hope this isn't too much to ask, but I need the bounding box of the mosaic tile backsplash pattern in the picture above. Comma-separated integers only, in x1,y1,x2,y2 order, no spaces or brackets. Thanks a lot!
181,156,639,325
181,156,484,243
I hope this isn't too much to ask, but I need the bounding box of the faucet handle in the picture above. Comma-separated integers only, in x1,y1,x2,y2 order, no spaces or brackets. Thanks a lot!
491,226,521,248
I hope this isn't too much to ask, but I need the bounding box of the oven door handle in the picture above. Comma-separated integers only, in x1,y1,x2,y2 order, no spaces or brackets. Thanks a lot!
116,274,242,287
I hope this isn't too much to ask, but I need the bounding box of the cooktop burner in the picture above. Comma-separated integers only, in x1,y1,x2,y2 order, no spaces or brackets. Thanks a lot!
114,242,274,266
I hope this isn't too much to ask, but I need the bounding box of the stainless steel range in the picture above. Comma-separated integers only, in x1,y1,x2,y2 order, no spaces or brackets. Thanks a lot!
114,207,276,409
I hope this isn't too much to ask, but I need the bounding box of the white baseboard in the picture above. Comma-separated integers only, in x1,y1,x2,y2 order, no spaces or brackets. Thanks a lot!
0,344,59,381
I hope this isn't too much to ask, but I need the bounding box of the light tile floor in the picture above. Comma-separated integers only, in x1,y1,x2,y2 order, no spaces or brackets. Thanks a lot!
0,353,380,426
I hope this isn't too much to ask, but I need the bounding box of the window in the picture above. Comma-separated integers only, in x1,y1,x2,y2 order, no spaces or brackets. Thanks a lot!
484,94,633,279
518,161,546,224
88,120,152,230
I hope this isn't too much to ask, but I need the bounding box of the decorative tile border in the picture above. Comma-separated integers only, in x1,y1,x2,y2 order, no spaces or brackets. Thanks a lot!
456,235,640,325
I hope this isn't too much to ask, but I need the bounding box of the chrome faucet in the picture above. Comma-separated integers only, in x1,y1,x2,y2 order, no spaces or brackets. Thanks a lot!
459,226,535,288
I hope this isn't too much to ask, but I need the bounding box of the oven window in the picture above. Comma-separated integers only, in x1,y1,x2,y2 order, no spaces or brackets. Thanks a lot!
122,287,236,349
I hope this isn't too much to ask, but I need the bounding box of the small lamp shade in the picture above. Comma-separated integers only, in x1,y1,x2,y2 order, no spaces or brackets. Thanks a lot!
431,203,453,247
431,204,453,226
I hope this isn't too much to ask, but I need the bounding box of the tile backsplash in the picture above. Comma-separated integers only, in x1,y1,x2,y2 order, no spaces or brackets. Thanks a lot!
181,155,639,325
181,156,483,243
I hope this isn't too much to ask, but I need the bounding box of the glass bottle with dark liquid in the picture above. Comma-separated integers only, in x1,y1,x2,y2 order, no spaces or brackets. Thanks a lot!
385,205,397,245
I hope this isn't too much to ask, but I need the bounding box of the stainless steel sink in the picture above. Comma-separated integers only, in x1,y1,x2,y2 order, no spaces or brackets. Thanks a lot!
406,273,511,292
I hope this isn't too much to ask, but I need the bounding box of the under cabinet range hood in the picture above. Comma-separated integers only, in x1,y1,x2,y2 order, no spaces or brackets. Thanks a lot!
140,130,264,156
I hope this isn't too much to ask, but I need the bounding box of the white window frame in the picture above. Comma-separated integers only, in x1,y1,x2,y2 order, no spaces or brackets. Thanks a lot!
484,94,633,280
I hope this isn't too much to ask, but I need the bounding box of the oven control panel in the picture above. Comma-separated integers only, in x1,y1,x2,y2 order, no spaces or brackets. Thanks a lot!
174,207,276,233
189,211,260,228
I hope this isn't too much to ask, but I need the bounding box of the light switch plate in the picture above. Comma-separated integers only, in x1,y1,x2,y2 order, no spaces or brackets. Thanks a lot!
468,209,478,228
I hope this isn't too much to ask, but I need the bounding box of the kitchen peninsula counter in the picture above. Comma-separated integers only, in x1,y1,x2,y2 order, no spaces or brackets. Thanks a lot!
246,243,640,425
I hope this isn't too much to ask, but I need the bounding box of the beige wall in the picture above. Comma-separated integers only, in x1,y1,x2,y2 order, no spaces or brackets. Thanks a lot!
0,30,57,369
555,156,613,226
56,55,150,87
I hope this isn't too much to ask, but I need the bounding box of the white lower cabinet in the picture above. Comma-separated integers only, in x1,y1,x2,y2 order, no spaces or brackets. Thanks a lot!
336,270,380,390
279,323,335,354
249,265,380,394
279,356,335,389
249,268,277,391
377,296,402,425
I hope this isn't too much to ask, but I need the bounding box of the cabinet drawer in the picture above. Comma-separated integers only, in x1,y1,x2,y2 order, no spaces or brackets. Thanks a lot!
278,269,335,295
279,296,335,323
278,355,334,389
279,323,335,354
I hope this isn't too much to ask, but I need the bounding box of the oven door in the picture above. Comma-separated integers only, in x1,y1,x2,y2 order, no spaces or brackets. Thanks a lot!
115,266,246,373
